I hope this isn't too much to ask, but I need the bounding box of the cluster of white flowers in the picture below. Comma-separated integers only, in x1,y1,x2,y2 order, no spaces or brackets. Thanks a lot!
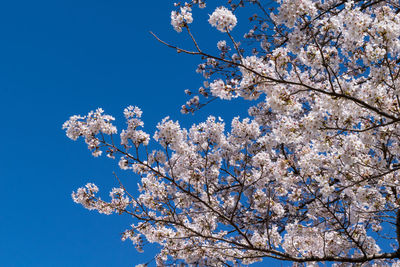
216,40,227,50
273,0,317,28
153,117,187,151
120,106,149,147
62,108,117,156
71,183,99,210
72,183,130,215
171,4,193,33
208,6,237,32
209,79,235,100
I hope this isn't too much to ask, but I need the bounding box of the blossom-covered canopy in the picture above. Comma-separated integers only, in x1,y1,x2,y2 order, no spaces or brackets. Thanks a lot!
64,0,400,266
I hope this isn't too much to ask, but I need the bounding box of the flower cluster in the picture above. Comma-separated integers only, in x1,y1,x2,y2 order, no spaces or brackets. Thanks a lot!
217,40,227,50
72,183,130,215
171,4,193,33
62,108,117,156
208,6,237,32
209,79,235,100
120,106,149,147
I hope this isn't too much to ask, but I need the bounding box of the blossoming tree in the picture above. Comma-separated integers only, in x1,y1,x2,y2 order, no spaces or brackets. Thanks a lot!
63,0,400,265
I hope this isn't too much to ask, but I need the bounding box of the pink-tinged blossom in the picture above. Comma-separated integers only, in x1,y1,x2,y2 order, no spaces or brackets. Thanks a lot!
72,183,131,215
171,4,193,33
209,79,235,100
120,106,149,147
208,6,237,32
217,40,227,50
62,108,117,156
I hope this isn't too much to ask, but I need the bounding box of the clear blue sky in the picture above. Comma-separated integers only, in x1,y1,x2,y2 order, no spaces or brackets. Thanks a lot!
0,1,281,266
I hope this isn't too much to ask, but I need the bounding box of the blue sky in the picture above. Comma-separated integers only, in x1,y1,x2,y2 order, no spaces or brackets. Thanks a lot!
0,1,278,266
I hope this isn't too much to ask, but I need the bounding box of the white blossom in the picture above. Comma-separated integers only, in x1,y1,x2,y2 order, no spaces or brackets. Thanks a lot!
217,40,227,50
208,6,237,32
171,4,193,33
